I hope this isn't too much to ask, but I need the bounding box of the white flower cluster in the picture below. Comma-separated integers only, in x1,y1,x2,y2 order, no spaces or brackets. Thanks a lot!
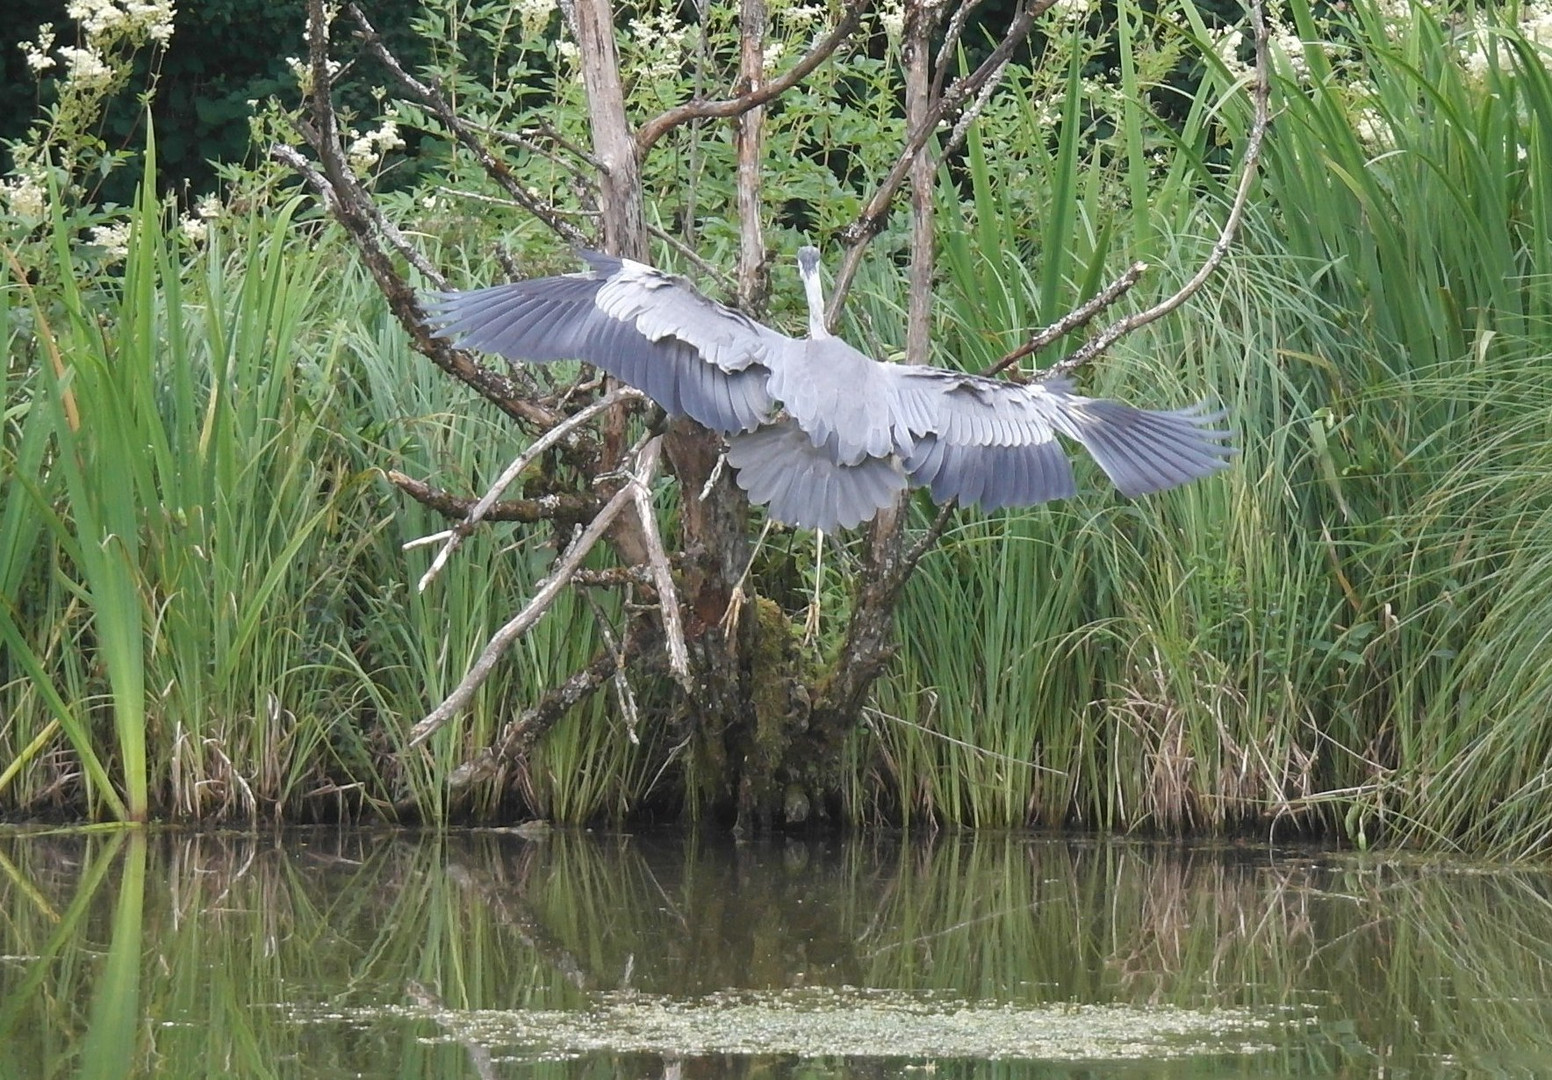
1044,0,1092,23
179,193,222,245
14,2,175,91
1269,15,1309,79
1460,1,1552,81
1351,106,1392,149
57,44,115,88
1,173,49,222
19,24,57,74
774,0,828,31
347,114,405,173
626,8,692,83
516,0,555,36
878,0,905,40
90,220,132,263
1210,27,1250,82
285,54,343,93
65,0,176,44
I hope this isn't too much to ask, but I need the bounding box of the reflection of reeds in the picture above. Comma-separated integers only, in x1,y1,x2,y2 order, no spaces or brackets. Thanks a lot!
7,829,1552,1071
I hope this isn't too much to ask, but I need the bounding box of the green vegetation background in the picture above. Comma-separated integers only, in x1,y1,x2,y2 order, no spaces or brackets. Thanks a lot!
5,0,1552,855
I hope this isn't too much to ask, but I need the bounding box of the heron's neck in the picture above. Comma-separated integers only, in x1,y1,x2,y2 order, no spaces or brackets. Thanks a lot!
801,268,831,340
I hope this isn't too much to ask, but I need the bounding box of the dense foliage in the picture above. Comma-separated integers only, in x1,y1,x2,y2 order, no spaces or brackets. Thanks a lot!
5,0,1552,853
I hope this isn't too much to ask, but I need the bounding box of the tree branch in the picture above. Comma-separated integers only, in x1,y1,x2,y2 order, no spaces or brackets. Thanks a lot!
388,471,600,527
981,261,1148,377
345,2,592,246
279,0,561,432
416,386,643,593
827,0,1051,318
636,0,873,152
444,648,626,794
405,444,651,749
1042,0,1272,379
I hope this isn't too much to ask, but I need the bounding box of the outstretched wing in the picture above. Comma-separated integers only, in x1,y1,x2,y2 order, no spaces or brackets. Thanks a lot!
425,252,783,434
881,368,1233,509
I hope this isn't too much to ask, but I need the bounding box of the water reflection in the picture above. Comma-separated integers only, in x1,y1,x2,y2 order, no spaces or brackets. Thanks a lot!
2,828,1551,1077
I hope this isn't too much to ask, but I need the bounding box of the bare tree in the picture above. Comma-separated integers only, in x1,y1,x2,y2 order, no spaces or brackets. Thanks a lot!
277,0,1270,828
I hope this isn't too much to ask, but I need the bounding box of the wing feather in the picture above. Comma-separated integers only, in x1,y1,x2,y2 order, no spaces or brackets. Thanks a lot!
726,421,907,532
426,256,778,434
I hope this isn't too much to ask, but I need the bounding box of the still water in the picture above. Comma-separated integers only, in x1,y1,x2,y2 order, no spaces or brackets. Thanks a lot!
2,828,1550,1077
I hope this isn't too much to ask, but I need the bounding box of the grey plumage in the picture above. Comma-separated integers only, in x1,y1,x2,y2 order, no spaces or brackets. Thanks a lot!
425,249,1233,531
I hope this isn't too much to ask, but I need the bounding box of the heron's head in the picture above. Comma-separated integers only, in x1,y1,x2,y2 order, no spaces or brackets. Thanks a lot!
797,246,821,278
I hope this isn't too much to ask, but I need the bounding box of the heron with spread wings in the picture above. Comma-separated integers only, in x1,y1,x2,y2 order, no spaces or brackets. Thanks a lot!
427,248,1233,532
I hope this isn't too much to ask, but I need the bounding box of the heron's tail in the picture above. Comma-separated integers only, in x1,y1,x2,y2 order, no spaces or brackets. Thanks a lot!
726,421,907,532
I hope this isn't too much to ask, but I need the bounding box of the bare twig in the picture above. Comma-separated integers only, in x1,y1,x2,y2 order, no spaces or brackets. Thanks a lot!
526,118,604,172
981,261,1149,377
898,500,958,583
446,647,625,787
626,439,693,690
417,386,644,592
387,470,600,527
637,0,873,151
1043,0,1273,379
288,114,445,286
345,2,591,245
827,0,1051,318
585,593,641,744
406,472,642,748
932,0,989,95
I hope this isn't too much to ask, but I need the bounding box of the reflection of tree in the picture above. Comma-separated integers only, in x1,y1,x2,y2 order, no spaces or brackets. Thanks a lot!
5,833,1552,1072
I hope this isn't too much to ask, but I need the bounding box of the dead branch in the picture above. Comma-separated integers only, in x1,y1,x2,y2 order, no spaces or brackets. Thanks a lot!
280,0,560,432
344,2,592,247
827,0,1052,318
1042,0,1273,380
628,448,693,690
572,566,655,587
586,593,641,744
932,0,989,95
446,647,625,794
405,443,654,749
387,471,600,527
417,386,644,592
636,0,873,152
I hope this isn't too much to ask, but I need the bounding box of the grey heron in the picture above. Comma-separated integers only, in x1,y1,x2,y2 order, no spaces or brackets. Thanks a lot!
427,248,1233,532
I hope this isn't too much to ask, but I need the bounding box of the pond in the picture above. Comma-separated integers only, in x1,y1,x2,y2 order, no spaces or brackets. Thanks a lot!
2,828,1550,1077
